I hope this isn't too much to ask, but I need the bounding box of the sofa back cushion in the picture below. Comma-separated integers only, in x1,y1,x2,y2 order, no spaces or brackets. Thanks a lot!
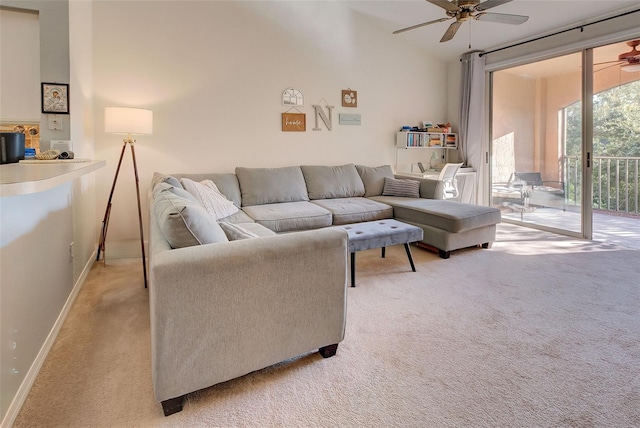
355,164,394,197
301,164,365,200
152,182,229,248
236,166,309,206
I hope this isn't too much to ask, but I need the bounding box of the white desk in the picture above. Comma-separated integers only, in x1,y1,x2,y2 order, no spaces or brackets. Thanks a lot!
396,168,477,204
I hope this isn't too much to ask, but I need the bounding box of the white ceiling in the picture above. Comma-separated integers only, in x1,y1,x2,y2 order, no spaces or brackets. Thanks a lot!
339,0,640,62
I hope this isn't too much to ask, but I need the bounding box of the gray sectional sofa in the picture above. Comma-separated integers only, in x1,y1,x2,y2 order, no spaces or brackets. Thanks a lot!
148,163,501,415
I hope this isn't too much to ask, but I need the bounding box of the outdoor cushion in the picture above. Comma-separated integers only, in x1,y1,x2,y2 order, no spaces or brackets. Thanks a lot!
301,164,365,200
153,183,229,248
236,166,309,206
241,201,332,232
311,197,393,225
355,164,394,197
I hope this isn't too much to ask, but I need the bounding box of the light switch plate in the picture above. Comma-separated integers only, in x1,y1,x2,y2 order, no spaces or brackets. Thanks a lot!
48,115,62,130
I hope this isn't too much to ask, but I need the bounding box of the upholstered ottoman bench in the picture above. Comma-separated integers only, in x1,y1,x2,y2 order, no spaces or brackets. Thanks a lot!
332,219,423,287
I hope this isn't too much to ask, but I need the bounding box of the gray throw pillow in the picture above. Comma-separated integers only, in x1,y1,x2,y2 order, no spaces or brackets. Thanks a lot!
300,164,365,200
236,166,309,206
219,222,260,240
355,165,395,197
153,183,229,248
381,177,420,198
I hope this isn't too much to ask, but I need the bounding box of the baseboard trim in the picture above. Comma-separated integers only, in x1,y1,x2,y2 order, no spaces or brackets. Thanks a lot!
1,249,97,428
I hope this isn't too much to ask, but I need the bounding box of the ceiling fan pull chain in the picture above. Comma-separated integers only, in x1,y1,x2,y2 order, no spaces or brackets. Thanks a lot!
468,19,472,49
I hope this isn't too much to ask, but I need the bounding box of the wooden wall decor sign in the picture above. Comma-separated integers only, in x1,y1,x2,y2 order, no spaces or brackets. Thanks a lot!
341,89,357,108
282,112,306,131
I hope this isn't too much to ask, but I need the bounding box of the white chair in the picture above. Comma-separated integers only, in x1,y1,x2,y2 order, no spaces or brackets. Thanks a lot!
437,163,463,200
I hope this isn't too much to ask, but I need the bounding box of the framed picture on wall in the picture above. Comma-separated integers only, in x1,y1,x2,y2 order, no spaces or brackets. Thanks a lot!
41,82,69,114
282,112,306,132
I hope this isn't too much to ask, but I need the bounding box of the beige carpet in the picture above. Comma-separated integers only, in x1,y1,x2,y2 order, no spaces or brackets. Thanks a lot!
14,224,640,427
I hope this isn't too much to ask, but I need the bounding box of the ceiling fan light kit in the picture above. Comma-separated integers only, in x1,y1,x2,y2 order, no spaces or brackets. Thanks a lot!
594,40,640,73
393,0,529,43
622,63,640,72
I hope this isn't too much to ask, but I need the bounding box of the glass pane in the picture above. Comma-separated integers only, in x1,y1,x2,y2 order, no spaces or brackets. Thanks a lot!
591,41,640,249
491,52,582,234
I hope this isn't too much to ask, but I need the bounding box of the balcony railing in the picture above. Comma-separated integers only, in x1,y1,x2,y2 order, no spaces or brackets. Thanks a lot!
564,155,640,215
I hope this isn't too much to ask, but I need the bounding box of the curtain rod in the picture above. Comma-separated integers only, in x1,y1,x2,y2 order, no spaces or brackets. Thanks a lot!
479,8,640,57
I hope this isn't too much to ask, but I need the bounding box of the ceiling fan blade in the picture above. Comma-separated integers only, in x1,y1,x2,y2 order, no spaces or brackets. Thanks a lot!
475,0,513,12
594,60,625,66
426,0,460,12
440,20,462,43
595,63,625,72
475,12,528,25
393,17,451,35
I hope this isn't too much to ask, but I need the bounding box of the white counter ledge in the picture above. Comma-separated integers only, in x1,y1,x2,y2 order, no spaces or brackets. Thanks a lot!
0,160,106,197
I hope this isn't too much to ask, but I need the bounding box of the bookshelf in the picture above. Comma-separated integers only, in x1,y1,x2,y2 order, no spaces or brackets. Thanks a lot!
395,131,459,174
396,131,457,149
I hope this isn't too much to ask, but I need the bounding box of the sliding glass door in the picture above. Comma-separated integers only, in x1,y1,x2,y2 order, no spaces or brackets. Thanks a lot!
490,40,640,246
490,52,584,235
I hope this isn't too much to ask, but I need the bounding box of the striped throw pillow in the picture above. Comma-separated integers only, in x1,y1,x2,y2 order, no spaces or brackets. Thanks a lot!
382,177,420,198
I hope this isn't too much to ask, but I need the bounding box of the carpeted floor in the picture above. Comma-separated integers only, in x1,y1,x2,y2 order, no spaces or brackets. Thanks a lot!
13,224,640,427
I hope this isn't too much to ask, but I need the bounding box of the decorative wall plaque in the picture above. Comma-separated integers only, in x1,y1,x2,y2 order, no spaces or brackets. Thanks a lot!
282,112,306,131
282,88,304,106
339,113,361,126
312,100,334,131
341,89,357,108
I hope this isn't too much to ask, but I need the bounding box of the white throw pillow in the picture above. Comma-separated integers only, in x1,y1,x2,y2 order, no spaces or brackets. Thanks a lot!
181,178,239,220
219,222,260,241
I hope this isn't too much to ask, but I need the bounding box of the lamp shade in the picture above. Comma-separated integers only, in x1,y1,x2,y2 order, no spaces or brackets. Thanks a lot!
105,107,153,135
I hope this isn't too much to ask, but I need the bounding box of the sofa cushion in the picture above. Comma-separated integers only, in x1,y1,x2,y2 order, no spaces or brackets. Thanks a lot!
236,166,309,206
153,183,229,248
241,201,332,232
231,222,277,237
382,177,420,198
311,197,393,225
300,164,365,200
355,165,394,197
219,222,260,240
180,178,239,220
370,196,501,233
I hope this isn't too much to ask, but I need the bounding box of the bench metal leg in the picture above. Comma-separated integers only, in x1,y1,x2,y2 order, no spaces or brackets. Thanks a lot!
404,243,417,272
350,252,356,287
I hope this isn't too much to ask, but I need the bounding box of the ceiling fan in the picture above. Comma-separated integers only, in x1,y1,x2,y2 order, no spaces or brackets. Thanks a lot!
595,40,640,73
393,0,529,43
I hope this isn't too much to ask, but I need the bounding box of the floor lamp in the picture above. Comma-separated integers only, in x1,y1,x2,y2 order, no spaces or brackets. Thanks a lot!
97,107,153,288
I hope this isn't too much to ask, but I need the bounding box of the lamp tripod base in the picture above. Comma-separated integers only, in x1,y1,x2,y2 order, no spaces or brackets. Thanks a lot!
97,139,148,288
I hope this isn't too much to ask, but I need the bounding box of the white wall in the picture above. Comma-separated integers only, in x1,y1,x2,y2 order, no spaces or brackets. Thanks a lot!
0,8,40,122
0,1,98,425
92,1,449,255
